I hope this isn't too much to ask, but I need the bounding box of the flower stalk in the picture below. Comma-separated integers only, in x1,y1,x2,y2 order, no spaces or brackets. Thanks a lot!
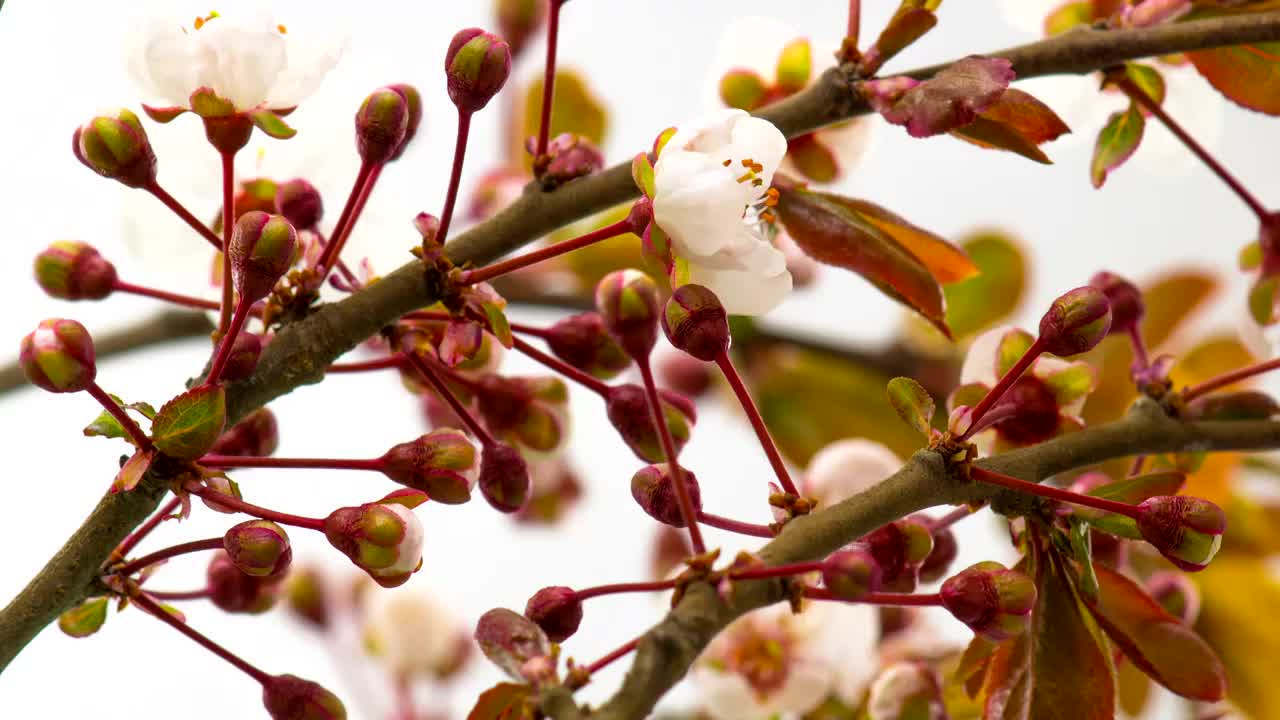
114,497,183,560
130,591,271,684
84,382,152,450
457,216,638,286
638,359,705,554
535,1,565,159
958,337,1045,440
114,537,224,577
403,349,498,447
695,511,776,538
1182,357,1280,402
144,181,224,251
714,353,799,496
218,151,237,336
185,484,326,532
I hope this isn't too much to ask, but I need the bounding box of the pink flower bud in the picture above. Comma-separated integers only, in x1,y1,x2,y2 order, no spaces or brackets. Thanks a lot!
595,270,661,359
822,549,882,600
864,519,934,585
445,28,512,113
1039,286,1112,357
385,83,423,162
72,109,156,188
606,384,696,463
1136,495,1225,571
324,502,425,588
631,464,702,527
210,408,280,457
34,241,117,301
536,133,605,185
991,376,1061,446
1088,271,1143,336
274,179,323,230
478,443,531,513
915,516,958,584
658,352,713,398
284,565,329,628
495,0,545,57
524,586,583,643
221,332,263,382
262,674,347,720
940,562,1036,642
355,86,411,165
19,318,96,393
379,428,478,504
662,284,730,362
224,520,292,577
229,211,297,304
546,312,632,380
474,608,551,680
207,553,280,614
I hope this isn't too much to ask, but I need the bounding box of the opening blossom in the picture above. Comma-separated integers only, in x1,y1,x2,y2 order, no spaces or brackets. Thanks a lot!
802,438,903,509
653,108,792,316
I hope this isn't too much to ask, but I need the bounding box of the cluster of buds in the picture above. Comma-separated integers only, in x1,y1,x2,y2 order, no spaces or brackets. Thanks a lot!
355,84,423,165
473,374,570,453
323,492,427,587
379,428,479,504
939,562,1036,641
534,133,605,187
631,464,703,527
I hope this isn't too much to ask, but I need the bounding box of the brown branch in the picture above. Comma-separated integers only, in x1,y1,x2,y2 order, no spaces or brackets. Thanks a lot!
2,9,1279,679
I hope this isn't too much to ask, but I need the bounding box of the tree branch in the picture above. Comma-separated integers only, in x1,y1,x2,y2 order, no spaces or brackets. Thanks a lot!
3,9,1279,676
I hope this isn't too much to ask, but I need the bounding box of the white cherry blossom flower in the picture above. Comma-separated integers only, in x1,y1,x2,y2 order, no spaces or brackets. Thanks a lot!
125,0,347,113
803,439,903,509
653,108,792,315
362,587,467,679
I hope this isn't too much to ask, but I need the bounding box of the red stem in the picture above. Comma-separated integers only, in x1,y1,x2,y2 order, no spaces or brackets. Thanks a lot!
535,0,563,158
131,592,270,684
847,0,861,49
1182,356,1280,401
113,281,219,311
436,109,472,248
325,164,383,281
729,561,824,581
85,382,152,450
929,505,973,531
959,338,1045,441
509,321,553,339
326,354,408,373
969,466,1140,518
145,182,224,251
715,353,799,495
1128,325,1150,372
402,350,496,446
145,589,211,601
185,484,326,531
696,511,775,538
400,310,552,341
115,537,224,577
1128,455,1148,477
458,217,636,286
199,454,381,472
511,336,611,397
585,638,639,676
217,151,236,336
316,162,377,277
1113,72,1269,221
638,359,706,554
115,497,183,559
204,294,252,386
573,579,678,601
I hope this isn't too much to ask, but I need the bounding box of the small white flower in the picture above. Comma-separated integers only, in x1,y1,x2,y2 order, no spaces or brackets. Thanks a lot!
866,661,946,720
378,503,424,579
653,108,792,316
125,0,347,113
803,439,903,509
363,588,465,679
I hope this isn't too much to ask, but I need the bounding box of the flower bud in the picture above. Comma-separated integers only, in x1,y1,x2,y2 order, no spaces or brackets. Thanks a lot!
1038,286,1112,357
546,312,631,379
867,661,946,720
262,674,347,720
210,408,280,457
445,28,512,113
915,517,958,584
221,332,263,382
940,562,1036,642
284,565,329,628
1135,495,1225,571
662,284,730,361
229,211,298,304
324,501,425,588
822,549,882,600
386,83,423,162
606,384,696,463
274,179,323,230
478,442,530,513
595,270,661,359
524,586,583,643
207,553,280,614
536,133,605,185
991,376,1061,446
224,520,292,577
34,241,117,301
72,109,156,188
19,318,96,393
380,428,478,504
355,87,410,166
631,464,702,527
1088,271,1143,336
658,352,713,398
495,0,545,57
864,519,934,585
474,608,551,681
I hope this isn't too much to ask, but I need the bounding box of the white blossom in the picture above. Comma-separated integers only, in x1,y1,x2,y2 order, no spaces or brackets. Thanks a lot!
803,438,903,508
377,503,424,579
363,587,464,679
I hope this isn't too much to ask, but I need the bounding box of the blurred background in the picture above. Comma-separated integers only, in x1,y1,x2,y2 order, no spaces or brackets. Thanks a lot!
0,0,1275,717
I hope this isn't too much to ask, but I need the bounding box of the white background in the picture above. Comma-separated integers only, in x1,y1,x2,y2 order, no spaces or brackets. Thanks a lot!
0,0,1272,718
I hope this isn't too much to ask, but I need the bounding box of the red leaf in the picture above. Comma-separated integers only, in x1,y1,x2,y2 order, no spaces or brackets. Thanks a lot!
950,89,1071,164
873,56,1015,137
468,683,532,720
1187,40,1280,116
871,7,937,68
1084,565,1227,701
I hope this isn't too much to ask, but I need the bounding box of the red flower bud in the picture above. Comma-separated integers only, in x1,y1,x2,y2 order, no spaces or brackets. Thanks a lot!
916,518,958,584
822,549,882,600
34,241,117,301
631,464,702,527
1135,495,1225,571
445,29,512,113
210,408,280,457
19,318,96,393
274,179,324,230
524,586,583,643
991,375,1061,446
284,565,329,628
1088,271,1143,336
479,443,531,513
380,428,478,504
229,212,297,304
658,352,713,398
536,133,605,186
73,109,156,188
662,284,730,362
224,520,292,577
546,312,632,380
1039,286,1112,357
262,674,347,720
385,83,423,162
595,269,661,360
355,86,411,166
324,500,425,588
864,518,934,585
221,332,263,382
207,553,280,614
606,384,696,463
940,562,1036,642
474,608,551,681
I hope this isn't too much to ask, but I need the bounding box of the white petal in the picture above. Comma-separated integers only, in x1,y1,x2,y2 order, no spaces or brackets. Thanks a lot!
803,438,902,507
727,115,787,186
767,658,835,717
131,18,203,107
383,503,424,575
194,22,287,109
688,250,792,316
808,116,877,177
693,668,774,720
654,151,755,260
265,28,348,107
960,325,1016,387
364,588,460,677
663,108,749,157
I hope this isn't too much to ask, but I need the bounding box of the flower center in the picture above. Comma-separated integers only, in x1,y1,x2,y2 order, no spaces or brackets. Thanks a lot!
719,158,779,227
718,620,796,698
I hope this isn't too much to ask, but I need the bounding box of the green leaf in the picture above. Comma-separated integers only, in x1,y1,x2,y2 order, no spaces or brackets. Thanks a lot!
151,385,227,461
940,231,1027,339
467,682,533,720
886,377,935,438
1045,2,1092,35
1090,513,1142,540
84,396,156,441
126,401,157,419
871,7,937,68
250,109,297,139
1124,63,1166,106
111,448,154,494
483,302,514,349
996,328,1036,377
949,89,1071,164
1069,520,1100,603
775,38,811,93
1087,470,1185,504
1090,103,1144,188
1085,564,1227,700
58,598,108,638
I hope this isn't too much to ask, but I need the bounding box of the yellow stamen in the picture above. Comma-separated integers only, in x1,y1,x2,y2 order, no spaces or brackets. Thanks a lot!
194,11,220,30
277,24,288,34
722,159,732,167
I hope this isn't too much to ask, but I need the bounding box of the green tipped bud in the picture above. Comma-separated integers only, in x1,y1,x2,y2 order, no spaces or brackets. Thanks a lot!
662,284,730,362
630,463,702,527
546,312,632,380
445,29,512,113
229,211,297,304
1088,271,1143,336
595,270,661,360
478,443,530,513
524,586,583,643
941,561,1036,642
72,109,156,188
605,384,696,463
379,428,478,504
1136,495,1225,572
324,501,424,588
34,241,117,301
386,83,423,162
284,565,329,627
224,520,292,577
865,518,934,585
262,674,347,720
822,549,882,600
207,553,280,614
19,318,96,393
1039,286,1112,357
274,178,323,230
355,87,410,165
